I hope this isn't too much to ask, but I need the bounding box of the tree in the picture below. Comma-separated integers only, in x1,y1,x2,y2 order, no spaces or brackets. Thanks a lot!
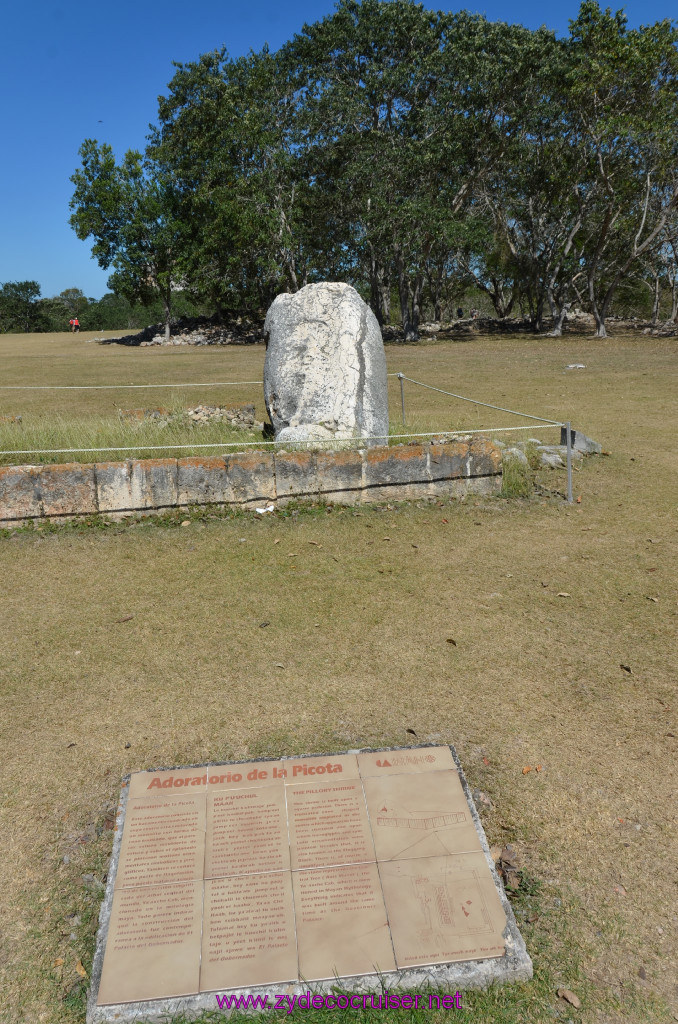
285,2,560,338
70,142,185,341
57,288,89,317
150,46,315,313
68,0,678,339
562,3,678,337
0,281,47,332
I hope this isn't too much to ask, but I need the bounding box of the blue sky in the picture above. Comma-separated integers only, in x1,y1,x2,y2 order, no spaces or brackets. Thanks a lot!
1,0,674,300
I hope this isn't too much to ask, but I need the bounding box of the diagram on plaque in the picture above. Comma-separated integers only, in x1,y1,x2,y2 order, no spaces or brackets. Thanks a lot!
379,853,507,967
95,748,509,1008
376,810,467,829
362,770,483,861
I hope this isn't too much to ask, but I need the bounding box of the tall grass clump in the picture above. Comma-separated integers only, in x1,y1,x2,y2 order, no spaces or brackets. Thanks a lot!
0,406,265,466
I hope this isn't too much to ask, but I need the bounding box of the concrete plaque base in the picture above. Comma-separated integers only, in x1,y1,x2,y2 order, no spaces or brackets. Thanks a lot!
88,747,532,1022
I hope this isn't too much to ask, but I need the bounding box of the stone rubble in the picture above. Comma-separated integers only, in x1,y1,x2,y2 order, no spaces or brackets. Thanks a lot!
496,430,602,470
94,315,265,348
118,404,264,431
91,308,677,347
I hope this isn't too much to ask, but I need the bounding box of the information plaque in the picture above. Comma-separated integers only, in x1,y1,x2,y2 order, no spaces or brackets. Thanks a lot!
90,747,531,1018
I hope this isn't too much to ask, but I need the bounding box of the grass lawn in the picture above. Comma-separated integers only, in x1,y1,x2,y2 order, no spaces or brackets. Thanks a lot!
0,329,676,1023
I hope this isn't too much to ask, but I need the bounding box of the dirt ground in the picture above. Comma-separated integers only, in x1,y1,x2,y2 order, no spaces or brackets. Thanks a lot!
0,331,676,1023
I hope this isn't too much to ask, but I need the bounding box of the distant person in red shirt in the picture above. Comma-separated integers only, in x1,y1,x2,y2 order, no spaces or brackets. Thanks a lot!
69,318,80,332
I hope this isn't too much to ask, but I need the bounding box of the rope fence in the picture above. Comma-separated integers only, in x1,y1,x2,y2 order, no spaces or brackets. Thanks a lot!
0,373,404,391
394,373,572,502
0,371,574,502
0,424,563,458
395,374,563,425
0,380,265,391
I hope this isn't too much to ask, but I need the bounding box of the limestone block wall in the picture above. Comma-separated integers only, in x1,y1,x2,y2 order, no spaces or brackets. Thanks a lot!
0,438,502,524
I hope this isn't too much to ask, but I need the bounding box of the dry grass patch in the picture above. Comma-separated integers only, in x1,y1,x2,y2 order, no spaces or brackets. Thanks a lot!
0,331,676,1023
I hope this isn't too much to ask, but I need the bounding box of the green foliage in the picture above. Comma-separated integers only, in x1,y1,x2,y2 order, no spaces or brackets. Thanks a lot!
66,1,678,338
69,144,186,338
500,452,533,498
0,280,48,333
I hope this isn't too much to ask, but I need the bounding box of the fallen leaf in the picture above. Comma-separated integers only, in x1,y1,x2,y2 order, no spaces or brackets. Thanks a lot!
75,960,87,979
557,592,571,598
490,845,502,863
646,596,658,603
259,621,270,628
308,541,322,546
638,966,647,980
115,614,134,623
180,520,190,526
499,845,519,867
405,728,417,737
620,663,633,674
286,552,298,557
441,518,448,523
382,536,391,541
52,957,64,968
446,638,457,646
613,883,627,896
274,663,285,669
273,538,280,544
67,742,76,748
536,764,543,772
522,766,532,775
576,496,582,503
482,756,490,765
557,988,581,1009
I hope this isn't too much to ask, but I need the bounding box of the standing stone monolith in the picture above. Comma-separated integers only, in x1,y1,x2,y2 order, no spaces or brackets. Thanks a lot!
263,282,388,446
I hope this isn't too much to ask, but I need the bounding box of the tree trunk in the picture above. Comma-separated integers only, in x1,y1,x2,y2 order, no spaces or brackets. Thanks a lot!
671,280,678,322
526,287,545,332
396,251,421,342
590,300,608,338
285,257,299,293
491,279,516,319
425,266,444,321
548,304,570,337
368,250,390,327
379,276,390,325
547,283,570,337
162,287,172,342
408,275,423,341
588,273,607,338
652,275,661,324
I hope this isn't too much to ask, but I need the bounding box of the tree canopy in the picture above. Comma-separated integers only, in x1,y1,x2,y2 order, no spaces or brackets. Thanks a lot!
67,0,678,339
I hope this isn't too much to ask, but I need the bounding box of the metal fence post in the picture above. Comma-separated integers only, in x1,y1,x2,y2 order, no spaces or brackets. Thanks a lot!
565,421,573,503
397,373,406,426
